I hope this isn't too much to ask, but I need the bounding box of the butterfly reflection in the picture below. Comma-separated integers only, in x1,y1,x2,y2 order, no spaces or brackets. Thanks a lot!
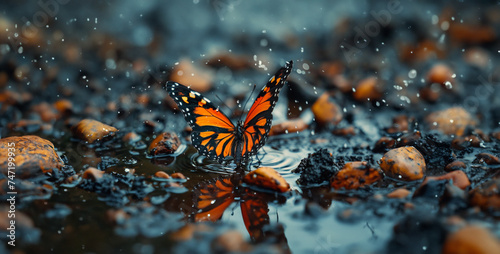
191,174,289,245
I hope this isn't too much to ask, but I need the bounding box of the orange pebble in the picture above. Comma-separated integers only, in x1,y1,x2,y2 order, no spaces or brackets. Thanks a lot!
244,167,290,193
379,146,426,181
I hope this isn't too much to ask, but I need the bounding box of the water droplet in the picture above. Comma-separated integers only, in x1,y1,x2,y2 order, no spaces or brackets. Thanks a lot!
260,39,268,47
444,81,453,89
408,69,417,79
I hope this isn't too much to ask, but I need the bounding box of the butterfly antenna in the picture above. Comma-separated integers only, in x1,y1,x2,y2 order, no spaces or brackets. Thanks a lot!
238,84,258,122
215,94,232,113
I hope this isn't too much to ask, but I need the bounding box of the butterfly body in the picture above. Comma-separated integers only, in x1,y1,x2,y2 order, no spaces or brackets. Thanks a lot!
166,61,293,165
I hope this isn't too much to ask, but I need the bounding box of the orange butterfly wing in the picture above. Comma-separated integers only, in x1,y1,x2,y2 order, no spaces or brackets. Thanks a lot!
240,190,270,241
194,177,235,222
240,61,293,160
166,82,238,162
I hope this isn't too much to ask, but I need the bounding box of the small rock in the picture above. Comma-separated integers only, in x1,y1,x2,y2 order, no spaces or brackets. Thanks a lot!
386,115,409,134
373,137,396,153
136,93,150,106
171,224,212,242
332,126,356,136
31,102,59,122
469,177,500,212
205,53,251,70
8,119,52,133
474,153,500,165
71,119,118,143
154,171,171,179
148,132,181,156
449,23,496,44
311,93,342,127
353,76,383,101
379,146,426,181
169,58,214,93
427,63,455,87
269,118,308,136
171,172,186,180
387,188,411,199
491,131,500,140
53,99,73,116
464,47,490,68
419,84,441,103
212,230,250,253
0,135,64,178
122,132,141,144
442,225,500,254
426,107,476,136
244,167,290,193
422,171,471,190
330,161,382,190
445,161,467,172
82,167,104,181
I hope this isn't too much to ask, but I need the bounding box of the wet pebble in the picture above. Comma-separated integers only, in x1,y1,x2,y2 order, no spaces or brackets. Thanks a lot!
353,76,383,102
464,47,490,68
442,225,500,254
379,146,426,181
386,115,410,134
449,23,496,44
244,167,290,193
148,132,181,156
71,119,118,143
474,153,500,165
426,107,476,136
53,99,73,116
82,167,105,181
171,223,211,241
311,93,342,127
122,132,141,144
422,171,471,190
444,160,467,172
269,118,308,136
171,172,186,180
7,119,52,133
206,53,251,70
332,126,356,136
469,177,500,213
330,161,382,190
427,63,455,88
387,188,411,199
154,171,171,179
211,230,250,253
31,102,59,122
0,135,64,178
373,137,396,153
170,58,214,93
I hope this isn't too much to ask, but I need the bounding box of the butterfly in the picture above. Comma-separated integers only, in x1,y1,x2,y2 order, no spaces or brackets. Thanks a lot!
166,60,293,165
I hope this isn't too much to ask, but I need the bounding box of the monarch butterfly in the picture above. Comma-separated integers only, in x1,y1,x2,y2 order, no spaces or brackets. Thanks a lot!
166,60,293,165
